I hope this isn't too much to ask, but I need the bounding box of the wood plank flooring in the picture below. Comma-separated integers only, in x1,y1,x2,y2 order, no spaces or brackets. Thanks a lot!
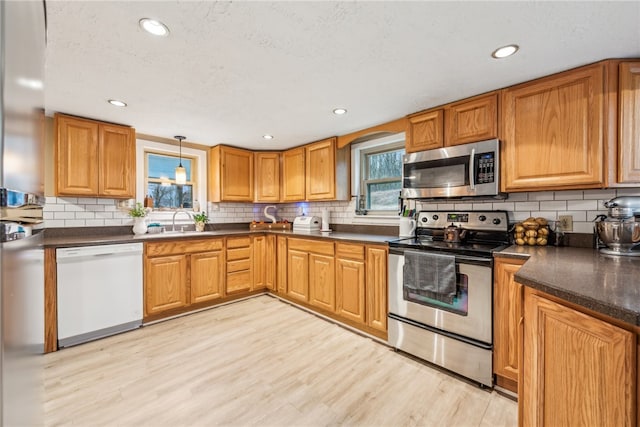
44,295,517,426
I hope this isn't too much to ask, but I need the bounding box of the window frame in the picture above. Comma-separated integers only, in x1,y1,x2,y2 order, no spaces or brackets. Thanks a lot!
144,149,198,210
351,134,405,217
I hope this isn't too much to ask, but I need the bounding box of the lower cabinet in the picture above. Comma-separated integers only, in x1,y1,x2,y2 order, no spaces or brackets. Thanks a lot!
336,243,366,324
252,234,276,291
144,238,224,319
287,249,309,302
144,254,188,316
190,250,224,304
365,245,388,333
226,236,253,294
520,288,636,427
493,256,526,393
309,253,335,312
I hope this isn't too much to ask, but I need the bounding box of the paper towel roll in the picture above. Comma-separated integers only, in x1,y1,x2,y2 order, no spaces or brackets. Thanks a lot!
321,208,331,231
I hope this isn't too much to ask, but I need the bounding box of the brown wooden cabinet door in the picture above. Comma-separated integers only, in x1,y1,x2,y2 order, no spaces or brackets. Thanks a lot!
521,289,635,427
99,124,135,198
335,258,365,324
366,246,388,332
287,249,309,302
493,257,525,392
220,146,254,201
264,234,276,291
55,114,99,196
254,152,281,201
618,62,640,183
281,147,305,201
190,250,224,304
252,235,266,289
502,64,605,191
144,254,188,317
308,253,335,312
305,138,336,201
406,109,444,153
445,93,498,146
276,236,287,293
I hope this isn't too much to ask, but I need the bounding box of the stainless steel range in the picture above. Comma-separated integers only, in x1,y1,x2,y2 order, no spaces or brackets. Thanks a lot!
387,210,510,387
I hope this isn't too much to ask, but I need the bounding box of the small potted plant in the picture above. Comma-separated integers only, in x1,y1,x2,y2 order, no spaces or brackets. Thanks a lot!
193,211,208,232
129,202,148,235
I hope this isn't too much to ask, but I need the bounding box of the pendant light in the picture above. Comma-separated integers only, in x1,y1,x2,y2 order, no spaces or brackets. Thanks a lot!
174,135,187,185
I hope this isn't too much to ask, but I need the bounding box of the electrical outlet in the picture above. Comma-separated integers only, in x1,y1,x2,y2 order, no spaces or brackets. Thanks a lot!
558,215,573,232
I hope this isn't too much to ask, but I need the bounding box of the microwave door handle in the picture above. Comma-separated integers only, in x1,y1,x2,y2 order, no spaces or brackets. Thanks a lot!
469,148,476,190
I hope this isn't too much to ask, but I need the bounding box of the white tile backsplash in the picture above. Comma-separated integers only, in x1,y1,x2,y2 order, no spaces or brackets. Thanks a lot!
43,188,640,233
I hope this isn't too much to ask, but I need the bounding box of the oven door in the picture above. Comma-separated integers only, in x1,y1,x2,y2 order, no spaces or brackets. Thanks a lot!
388,249,492,345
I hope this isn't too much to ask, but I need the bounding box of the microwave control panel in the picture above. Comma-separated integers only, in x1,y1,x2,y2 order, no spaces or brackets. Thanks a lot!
474,152,495,184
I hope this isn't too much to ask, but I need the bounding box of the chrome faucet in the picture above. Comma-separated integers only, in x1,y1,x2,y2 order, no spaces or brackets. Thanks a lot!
172,209,192,232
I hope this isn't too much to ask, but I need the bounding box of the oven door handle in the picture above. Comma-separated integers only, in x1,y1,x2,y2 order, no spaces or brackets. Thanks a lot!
469,148,476,190
388,247,493,266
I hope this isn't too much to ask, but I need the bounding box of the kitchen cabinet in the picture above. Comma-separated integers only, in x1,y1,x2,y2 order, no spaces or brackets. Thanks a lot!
444,92,498,146
190,249,224,304
276,235,287,293
335,243,366,324
226,236,253,294
501,63,605,191
281,138,349,202
365,245,387,333
493,257,525,393
208,145,254,202
618,61,640,183
520,287,635,427
287,238,335,307
281,147,305,201
254,152,280,202
55,113,135,198
252,234,275,290
144,254,188,317
305,137,337,201
406,109,444,153
144,239,224,319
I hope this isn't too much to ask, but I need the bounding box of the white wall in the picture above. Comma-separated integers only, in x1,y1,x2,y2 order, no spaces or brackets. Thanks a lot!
43,187,640,233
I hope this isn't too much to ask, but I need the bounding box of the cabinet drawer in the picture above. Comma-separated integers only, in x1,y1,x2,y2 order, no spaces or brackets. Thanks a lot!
288,238,334,256
336,243,365,260
227,270,252,293
227,259,251,273
227,236,251,248
227,247,251,261
145,239,223,257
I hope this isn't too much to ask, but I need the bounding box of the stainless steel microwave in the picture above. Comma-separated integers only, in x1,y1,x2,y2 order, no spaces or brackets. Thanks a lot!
402,139,505,199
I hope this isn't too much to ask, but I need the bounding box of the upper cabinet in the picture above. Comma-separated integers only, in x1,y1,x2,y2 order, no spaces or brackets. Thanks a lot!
617,61,640,183
406,109,443,153
55,113,135,198
281,137,349,202
208,145,254,202
406,92,498,153
501,64,605,192
281,147,305,202
444,93,498,146
254,152,280,202
306,137,337,200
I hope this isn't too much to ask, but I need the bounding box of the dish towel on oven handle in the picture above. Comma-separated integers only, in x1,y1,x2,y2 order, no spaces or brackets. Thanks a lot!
403,250,457,304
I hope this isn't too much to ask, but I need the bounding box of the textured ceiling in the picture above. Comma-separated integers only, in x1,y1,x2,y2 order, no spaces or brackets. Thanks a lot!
45,1,640,150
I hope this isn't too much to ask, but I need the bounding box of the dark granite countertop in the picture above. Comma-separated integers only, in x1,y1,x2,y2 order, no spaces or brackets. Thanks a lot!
496,245,640,326
44,228,396,248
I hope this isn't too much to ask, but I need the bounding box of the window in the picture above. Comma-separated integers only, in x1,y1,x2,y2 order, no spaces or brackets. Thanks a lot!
358,140,404,213
145,151,197,209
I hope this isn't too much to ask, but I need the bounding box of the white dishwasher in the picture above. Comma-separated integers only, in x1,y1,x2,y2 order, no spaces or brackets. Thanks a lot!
56,243,143,348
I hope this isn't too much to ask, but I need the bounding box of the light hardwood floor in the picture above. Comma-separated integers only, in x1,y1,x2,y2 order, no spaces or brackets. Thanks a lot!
44,295,517,426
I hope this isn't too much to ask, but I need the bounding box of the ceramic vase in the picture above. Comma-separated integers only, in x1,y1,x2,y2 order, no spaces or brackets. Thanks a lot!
195,221,206,232
132,217,147,235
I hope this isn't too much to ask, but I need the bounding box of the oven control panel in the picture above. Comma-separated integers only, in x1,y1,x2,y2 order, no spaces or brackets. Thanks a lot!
417,210,509,231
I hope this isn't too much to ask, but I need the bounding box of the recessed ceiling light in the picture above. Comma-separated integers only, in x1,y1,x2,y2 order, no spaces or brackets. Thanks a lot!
491,44,519,59
263,134,274,140
108,99,127,107
333,108,347,115
139,18,169,37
